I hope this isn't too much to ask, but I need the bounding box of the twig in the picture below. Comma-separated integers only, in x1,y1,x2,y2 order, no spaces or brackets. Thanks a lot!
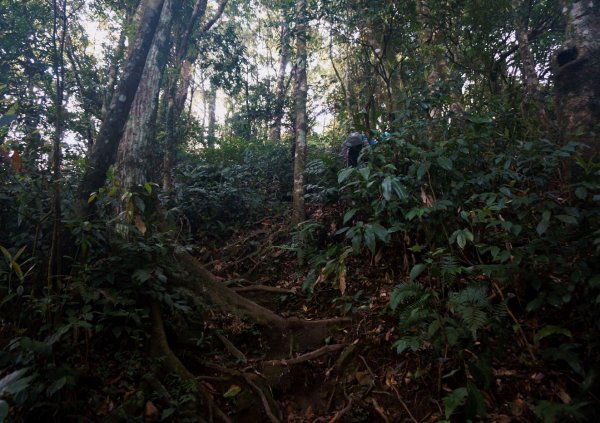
492,281,536,361
391,386,418,423
263,344,347,367
327,392,352,423
371,397,391,423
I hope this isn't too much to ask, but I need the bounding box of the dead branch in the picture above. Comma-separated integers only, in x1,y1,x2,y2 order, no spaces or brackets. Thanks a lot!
263,344,347,367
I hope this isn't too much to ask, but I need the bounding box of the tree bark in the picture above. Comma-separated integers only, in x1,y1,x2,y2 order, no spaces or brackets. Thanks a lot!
291,0,308,226
116,0,173,191
269,20,290,143
78,0,166,208
554,0,600,154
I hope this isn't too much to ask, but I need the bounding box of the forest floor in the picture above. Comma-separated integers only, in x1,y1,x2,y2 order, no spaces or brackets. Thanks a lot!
158,204,571,423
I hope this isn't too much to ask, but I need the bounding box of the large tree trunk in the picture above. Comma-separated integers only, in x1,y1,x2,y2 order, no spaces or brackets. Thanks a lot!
269,20,289,143
78,0,166,207
116,0,173,191
554,0,600,154
291,0,308,226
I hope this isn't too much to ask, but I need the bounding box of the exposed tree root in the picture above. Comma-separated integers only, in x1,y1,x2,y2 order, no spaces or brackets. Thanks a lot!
174,250,350,352
206,363,282,423
262,343,347,366
232,285,295,295
149,300,232,423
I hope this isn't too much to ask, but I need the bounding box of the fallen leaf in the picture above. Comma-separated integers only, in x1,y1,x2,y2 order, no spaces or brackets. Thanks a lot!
144,401,159,423
134,215,147,235
223,384,242,398
511,397,525,417
339,270,347,295
11,149,21,173
558,389,572,404
355,371,374,386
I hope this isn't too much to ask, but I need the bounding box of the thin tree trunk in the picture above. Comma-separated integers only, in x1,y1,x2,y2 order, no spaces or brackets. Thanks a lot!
206,82,217,147
79,0,166,208
329,36,354,129
291,0,308,226
269,20,289,143
48,0,67,286
554,0,600,154
162,0,228,191
116,0,173,191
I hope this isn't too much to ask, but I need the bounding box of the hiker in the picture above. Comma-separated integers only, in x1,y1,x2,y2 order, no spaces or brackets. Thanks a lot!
341,131,368,167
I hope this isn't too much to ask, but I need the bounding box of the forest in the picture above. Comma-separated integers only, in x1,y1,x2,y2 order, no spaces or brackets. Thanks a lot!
0,0,599,421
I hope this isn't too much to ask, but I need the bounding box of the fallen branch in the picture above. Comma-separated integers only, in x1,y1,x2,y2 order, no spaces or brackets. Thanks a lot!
263,344,347,367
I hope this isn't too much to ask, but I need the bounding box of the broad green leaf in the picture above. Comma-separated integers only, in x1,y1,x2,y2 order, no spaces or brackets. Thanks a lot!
144,182,153,194
534,325,572,344
363,229,376,254
358,167,370,181
391,179,407,201
555,215,577,225
417,162,430,179
47,376,67,396
343,208,357,224
370,223,389,242
466,381,487,418
457,232,466,249
574,186,587,200
338,168,354,184
536,220,549,236
437,156,453,171
443,387,468,419
409,263,426,281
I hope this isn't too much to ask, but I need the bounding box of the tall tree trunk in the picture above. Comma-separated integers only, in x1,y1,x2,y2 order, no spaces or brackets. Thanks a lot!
78,0,166,208
291,0,308,226
162,0,228,191
512,0,540,98
329,35,354,130
101,29,126,118
554,0,600,154
512,0,549,127
48,0,67,286
116,0,173,192
269,20,290,143
206,82,217,147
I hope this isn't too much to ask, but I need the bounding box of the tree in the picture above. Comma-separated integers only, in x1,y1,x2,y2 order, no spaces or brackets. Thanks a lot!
115,0,173,192
78,0,166,208
291,0,308,225
554,0,600,154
